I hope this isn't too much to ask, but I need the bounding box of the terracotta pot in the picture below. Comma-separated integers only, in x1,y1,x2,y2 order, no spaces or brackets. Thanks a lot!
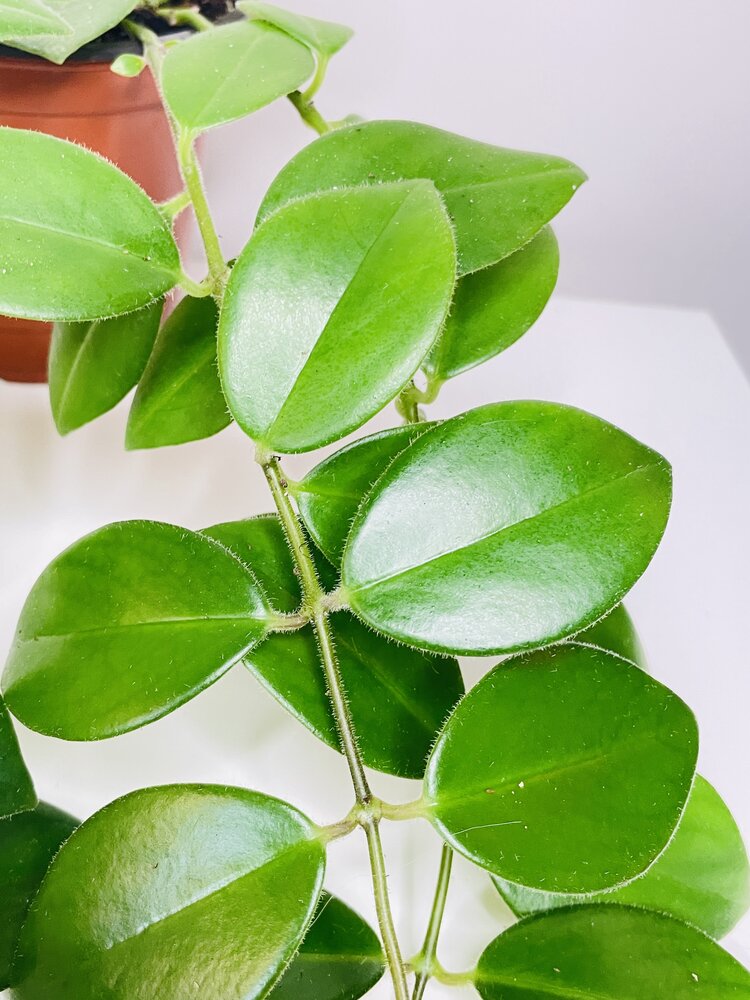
0,44,183,383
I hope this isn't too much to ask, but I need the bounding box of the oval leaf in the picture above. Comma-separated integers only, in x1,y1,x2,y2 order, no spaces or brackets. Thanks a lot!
424,227,559,381
11,786,325,1000
162,19,315,132
205,517,464,779
0,697,35,819
271,892,384,1000
126,296,231,450
0,129,180,321
258,120,586,275
425,644,698,893
568,603,646,668
342,401,672,655
0,1,137,63
475,905,750,999
49,301,163,435
0,803,78,989
3,521,270,740
238,1,354,57
295,424,435,565
219,181,456,453
494,775,750,939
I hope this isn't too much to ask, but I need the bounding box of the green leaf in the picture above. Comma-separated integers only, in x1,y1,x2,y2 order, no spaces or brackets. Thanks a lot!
238,1,354,57
0,697,35,819
494,775,750,939
2,521,271,741
342,401,671,655
271,892,385,1000
475,905,750,999
0,129,180,321
49,301,162,435
424,644,698,893
0,1,138,64
11,786,325,1000
295,424,435,565
219,181,456,453
162,19,315,133
569,602,646,668
0,803,78,989
126,296,231,450
424,227,559,381
258,120,586,275
204,517,464,779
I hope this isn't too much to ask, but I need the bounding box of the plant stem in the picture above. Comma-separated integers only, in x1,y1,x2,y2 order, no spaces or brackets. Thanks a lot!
412,845,453,999
288,90,332,136
177,129,227,288
260,455,410,1000
156,5,213,31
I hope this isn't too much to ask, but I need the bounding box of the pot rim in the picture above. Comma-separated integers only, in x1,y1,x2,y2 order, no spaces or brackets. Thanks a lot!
0,11,240,65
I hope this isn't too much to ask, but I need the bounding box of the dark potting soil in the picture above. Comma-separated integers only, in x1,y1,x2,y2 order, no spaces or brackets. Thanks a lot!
101,1,236,43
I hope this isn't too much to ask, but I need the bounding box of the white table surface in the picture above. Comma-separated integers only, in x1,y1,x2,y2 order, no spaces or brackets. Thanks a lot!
1,296,748,996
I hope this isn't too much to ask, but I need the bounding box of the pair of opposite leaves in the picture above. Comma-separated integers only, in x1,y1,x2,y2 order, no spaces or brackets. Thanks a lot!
0,114,582,448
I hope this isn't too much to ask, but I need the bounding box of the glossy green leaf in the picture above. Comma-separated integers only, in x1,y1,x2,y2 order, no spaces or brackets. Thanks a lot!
295,424,435,565
3,521,270,740
424,227,559,381
494,776,750,939
258,120,586,275
219,181,456,453
342,401,671,655
238,1,354,57
126,296,231,450
0,1,137,64
10,785,325,1000
162,19,315,132
425,644,698,892
204,517,464,779
0,698,35,819
271,892,384,1000
569,602,646,668
0,129,180,321
49,301,162,435
475,905,750,999
0,803,78,989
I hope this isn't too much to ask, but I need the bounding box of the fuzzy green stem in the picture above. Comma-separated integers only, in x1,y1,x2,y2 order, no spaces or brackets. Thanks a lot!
260,455,410,1000
156,5,213,31
301,53,329,102
159,189,191,221
412,845,454,999
177,129,227,288
288,90,332,135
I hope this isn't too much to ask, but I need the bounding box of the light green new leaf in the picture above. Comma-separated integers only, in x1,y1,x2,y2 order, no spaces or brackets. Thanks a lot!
424,227,559,381
342,401,671,655
258,120,586,275
0,129,180,321
204,517,464,779
49,301,162,435
219,181,456,453
10,786,325,1000
494,775,750,939
295,424,435,565
0,698,35,819
271,892,385,1000
3,521,271,740
126,296,231,450
0,1,137,63
0,803,78,990
568,602,646,668
425,644,698,893
475,905,750,999
162,19,315,133
238,1,354,57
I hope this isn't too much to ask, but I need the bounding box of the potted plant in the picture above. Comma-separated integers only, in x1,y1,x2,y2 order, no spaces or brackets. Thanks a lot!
0,1,233,383
0,3,748,998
